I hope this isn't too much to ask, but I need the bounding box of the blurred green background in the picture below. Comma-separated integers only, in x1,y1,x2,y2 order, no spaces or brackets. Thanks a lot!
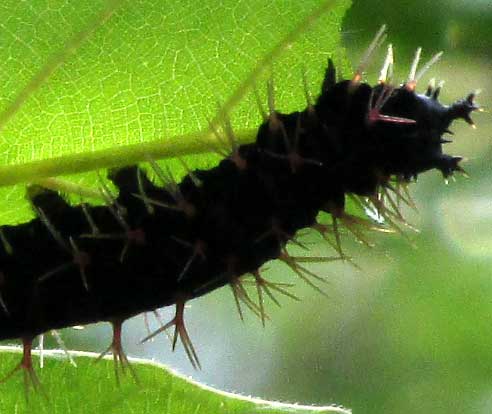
8,1,492,413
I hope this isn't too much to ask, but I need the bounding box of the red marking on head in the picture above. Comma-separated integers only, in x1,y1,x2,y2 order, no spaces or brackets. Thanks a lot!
368,108,417,126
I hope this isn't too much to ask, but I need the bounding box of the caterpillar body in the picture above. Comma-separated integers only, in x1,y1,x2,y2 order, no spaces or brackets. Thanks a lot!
0,29,479,385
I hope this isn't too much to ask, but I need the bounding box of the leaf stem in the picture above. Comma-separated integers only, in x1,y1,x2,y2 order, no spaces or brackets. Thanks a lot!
0,128,256,187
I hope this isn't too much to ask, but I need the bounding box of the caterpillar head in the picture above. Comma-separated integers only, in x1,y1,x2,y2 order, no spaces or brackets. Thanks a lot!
312,55,479,197
368,83,479,179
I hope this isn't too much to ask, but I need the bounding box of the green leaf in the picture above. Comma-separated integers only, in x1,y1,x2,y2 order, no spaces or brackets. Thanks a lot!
0,0,351,224
0,0,352,412
0,347,351,414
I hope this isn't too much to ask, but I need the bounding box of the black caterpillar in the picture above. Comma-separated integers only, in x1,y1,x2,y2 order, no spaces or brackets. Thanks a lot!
0,30,479,386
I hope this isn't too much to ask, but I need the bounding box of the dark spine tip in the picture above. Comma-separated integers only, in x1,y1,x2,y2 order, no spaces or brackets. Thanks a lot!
26,184,46,202
432,87,441,100
466,92,476,104
438,155,463,178
321,58,336,93
446,94,480,126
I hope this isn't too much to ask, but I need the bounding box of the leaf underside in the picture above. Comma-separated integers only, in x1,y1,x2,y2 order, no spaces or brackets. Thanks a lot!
0,0,351,225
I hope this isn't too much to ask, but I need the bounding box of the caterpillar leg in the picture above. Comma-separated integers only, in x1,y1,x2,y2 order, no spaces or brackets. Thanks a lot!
141,301,201,370
229,276,265,323
248,270,299,326
96,320,138,385
252,270,299,305
0,337,44,400
278,249,340,298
